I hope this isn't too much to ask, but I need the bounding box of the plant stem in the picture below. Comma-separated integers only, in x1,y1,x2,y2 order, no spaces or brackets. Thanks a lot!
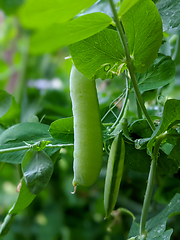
0,146,29,153
0,143,73,154
136,98,142,119
108,0,155,131
140,132,167,236
129,69,155,131
139,159,156,236
111,76,130,128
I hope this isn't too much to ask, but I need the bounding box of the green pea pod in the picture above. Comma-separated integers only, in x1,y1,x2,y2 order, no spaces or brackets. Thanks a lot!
70,65,103,187
104,132,125,218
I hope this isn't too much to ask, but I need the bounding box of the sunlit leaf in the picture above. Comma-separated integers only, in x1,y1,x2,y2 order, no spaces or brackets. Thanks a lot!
19,0,97,29
30,13,112,54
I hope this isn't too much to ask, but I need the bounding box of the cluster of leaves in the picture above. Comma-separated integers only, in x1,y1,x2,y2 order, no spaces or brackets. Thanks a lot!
1,0,180,239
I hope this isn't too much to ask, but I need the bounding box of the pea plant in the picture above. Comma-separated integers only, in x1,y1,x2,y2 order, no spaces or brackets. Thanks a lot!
0,0,180,239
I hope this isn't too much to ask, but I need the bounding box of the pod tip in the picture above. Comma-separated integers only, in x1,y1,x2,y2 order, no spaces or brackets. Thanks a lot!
71,184,77,194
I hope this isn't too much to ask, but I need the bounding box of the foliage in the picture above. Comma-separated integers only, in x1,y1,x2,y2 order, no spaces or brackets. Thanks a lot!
0,0,180,239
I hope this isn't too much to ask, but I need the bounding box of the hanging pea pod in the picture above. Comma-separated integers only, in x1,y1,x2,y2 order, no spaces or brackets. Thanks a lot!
70,65,103,188
104,132,125,218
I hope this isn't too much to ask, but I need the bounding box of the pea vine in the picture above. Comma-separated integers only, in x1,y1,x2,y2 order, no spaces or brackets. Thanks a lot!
0,0,180,239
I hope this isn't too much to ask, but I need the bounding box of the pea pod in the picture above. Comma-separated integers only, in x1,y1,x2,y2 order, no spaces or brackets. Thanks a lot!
70,65,103,187
104,132,125,218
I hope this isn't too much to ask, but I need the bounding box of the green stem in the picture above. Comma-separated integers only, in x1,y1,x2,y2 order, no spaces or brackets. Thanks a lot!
0,143,73,154
140,132,167,236
136,98,142,119
129,69,155,131
111,76,130,128
139,160,156,237
101,91,125,122
108,0,155,131
0,145,29,154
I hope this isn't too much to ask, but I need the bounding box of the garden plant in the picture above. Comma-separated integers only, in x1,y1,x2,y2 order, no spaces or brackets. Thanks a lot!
0,0,180,239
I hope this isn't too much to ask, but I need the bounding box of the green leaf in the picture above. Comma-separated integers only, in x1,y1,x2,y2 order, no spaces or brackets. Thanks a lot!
118,0,140,18
128,221,139,239
151,229,173,240
69,0,163,79
69,28,125,80
137,54,175,92
19,0,97,29
0,122,60,164
146,193,180,231
49,117,74,144
128,222,173,239
30,13,112,54
22,150,54,194
129,119,152,139
157,0,180,31
0,90,12,118
9,179,36,214
125,142,178,174
147,99,180,156
128,193,180,239
146,220,167,239
168,139,180,165
121,0,163,73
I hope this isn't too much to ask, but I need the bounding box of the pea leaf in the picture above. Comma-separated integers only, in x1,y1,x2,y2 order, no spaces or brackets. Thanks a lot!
0,122,60,164
129,119,152,139
69,0,163,79
0,90,12,118
125,142,178,174
69,28,125,80
121,0,163,73
147,99,180,157
137,54,175,92
129,194,180,239
146,193,180,231
49,117,74,144
156,0,180,31
118,0,140,18
128,222,173,240
146,220,167,239
128,221,139,239
30,13,112,54
22,150,54,195
18,0,97,29
9,179,36,214
168,139,180,165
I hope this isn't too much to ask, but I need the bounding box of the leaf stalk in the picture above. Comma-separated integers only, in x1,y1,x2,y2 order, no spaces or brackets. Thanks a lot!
140,131,168,236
